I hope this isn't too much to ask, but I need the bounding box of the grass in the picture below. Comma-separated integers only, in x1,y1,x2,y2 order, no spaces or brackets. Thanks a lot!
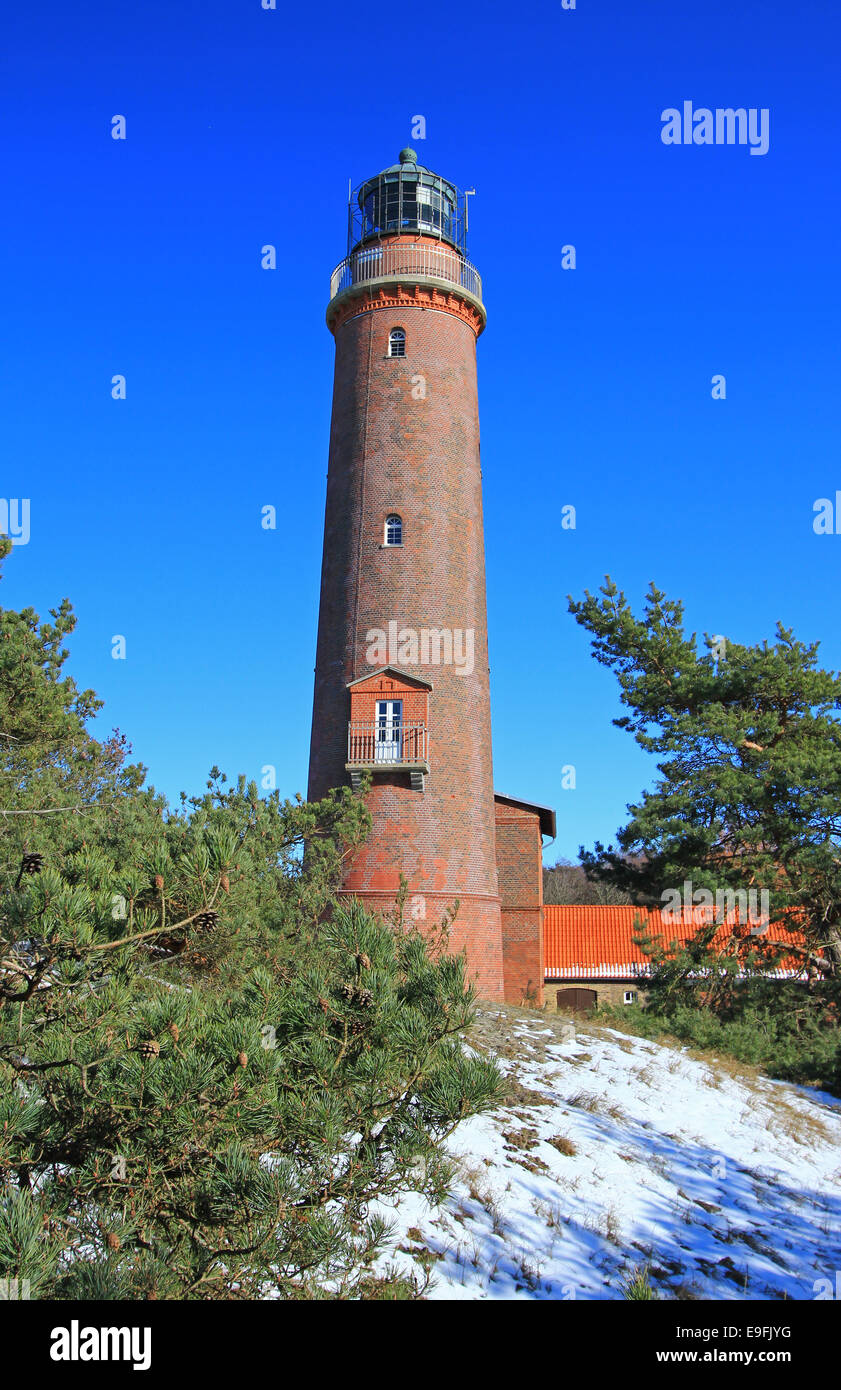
457,1159,506,1234
621,1263,657,1300
595,994,841,1099
646,1151,673,1181
532,1197,568,1230
501,1126,540,1151
583,1205,622,1245
501,1076,553,1109
546,1133,577,1157
567,1089,627,1122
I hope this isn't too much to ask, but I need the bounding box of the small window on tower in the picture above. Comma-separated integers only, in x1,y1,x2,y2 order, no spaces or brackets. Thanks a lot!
384,514,403,546
388,328,406,358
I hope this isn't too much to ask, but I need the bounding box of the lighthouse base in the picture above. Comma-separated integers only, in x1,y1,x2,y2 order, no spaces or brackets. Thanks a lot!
335,888,505,1002
334,794,552,1007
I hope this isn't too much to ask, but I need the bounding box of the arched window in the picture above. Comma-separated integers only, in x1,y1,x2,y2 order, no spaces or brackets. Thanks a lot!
388,328,406,358
384,514,403,546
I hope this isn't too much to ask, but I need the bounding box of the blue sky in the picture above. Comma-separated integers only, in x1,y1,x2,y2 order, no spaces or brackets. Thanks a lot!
2,0,839,862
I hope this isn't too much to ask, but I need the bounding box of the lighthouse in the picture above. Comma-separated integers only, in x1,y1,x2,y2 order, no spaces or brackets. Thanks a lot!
309,147,552,1003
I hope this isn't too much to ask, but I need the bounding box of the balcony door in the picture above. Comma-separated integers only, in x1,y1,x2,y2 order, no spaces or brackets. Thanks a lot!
375,700,402,762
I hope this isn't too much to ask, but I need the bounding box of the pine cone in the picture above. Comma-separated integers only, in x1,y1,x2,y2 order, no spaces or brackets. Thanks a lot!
138,1039,160,1058
194,910,219,933
220,874,230,894
154,873,164,891
17,852,44,886
168,1023,180,1043
340,981,354,1001
356,952,372,971
106,1232,121,1252
356,988,374,1009
236,1050,248,1068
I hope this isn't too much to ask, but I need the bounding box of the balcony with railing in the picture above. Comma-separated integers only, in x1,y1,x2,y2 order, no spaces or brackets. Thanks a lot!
329,242,482,305
346,720,429,792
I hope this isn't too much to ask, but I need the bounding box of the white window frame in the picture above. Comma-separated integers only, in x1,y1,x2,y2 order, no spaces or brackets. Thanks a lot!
375,699,403,762
384,514,403,546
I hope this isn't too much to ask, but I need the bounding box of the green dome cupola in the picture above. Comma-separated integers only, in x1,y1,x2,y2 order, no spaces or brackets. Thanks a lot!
351,148,464,252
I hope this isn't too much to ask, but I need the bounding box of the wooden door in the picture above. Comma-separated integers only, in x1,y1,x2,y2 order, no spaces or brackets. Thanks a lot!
555,987,597,1015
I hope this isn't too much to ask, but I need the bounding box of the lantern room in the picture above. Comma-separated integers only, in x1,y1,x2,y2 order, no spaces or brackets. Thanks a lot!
349,147,468,254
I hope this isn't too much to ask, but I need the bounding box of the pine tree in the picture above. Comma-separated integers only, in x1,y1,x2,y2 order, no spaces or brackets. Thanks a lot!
0,541,502,1298
568,578,841,974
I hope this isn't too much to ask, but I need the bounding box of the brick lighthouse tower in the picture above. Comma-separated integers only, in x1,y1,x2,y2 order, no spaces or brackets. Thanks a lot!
308,146,505,999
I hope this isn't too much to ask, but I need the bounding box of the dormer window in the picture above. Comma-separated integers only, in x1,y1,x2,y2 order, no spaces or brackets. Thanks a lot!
384,514,403,546
388,328,406,358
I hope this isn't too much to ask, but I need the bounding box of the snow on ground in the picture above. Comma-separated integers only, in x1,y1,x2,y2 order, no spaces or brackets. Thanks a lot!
377,1005,841,1300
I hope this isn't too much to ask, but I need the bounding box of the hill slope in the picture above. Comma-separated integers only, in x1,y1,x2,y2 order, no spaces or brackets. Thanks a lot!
379,1005,841,1300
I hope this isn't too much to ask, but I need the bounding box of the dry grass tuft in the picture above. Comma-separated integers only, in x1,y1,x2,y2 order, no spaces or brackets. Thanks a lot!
502,1126,540,1152
547,1133,578,1157
533,1197,568,1230
501,1075,554,1109
583,1205,622,1245
567,1090,627,1122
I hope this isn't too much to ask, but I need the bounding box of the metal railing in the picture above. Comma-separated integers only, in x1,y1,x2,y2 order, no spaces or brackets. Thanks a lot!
330,243,482,303
347,721,429,766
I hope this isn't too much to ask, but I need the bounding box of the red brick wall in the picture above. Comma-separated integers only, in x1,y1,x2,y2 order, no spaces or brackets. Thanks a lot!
494,800,545,1006
308,239,504,1000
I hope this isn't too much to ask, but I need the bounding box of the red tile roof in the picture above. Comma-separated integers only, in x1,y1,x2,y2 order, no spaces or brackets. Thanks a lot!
544,905,810,981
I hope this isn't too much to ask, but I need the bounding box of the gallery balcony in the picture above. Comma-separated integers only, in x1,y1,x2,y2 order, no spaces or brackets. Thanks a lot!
346,720,429,793
329,242,482,305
